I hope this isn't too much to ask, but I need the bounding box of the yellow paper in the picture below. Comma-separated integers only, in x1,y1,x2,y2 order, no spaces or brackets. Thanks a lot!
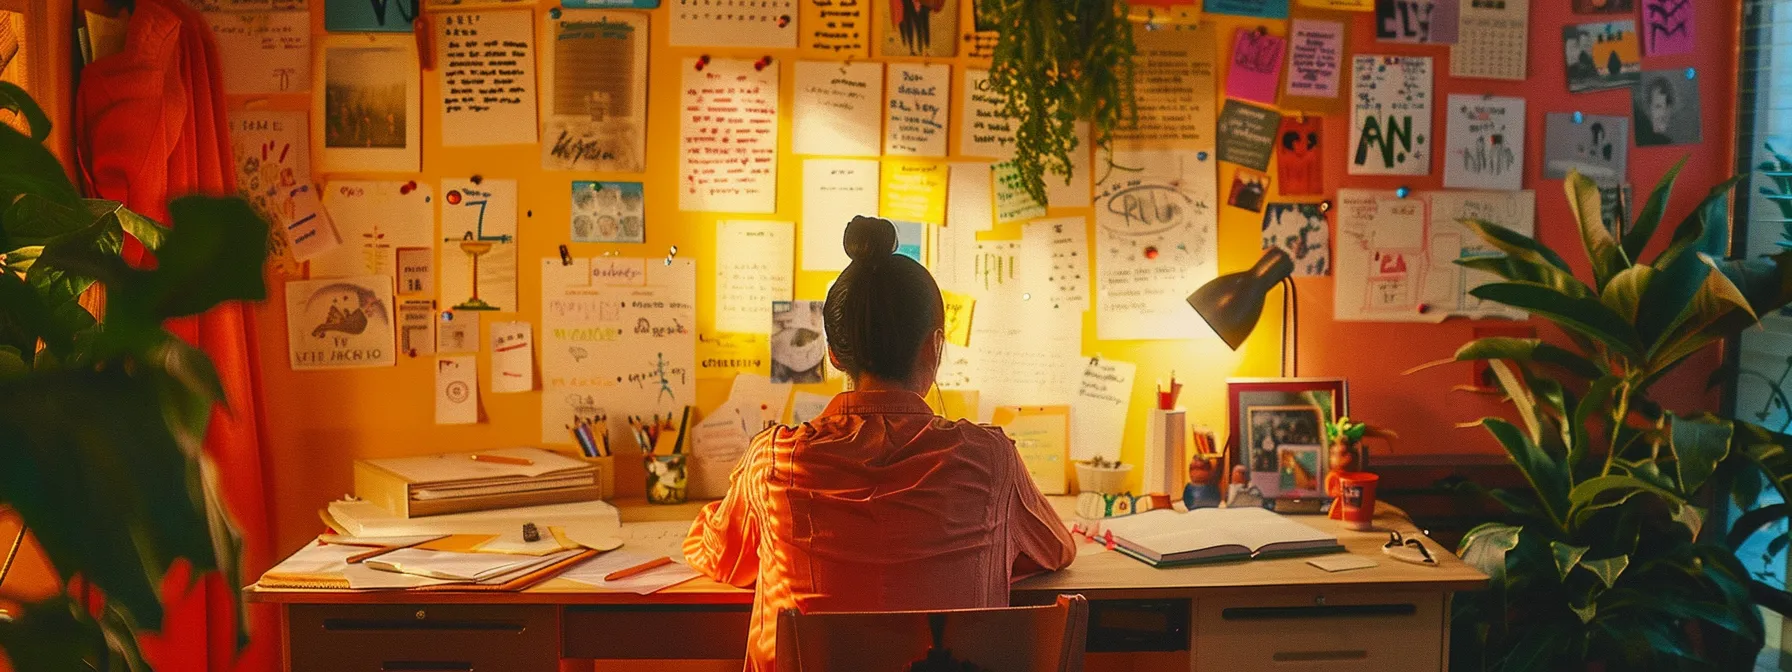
927,390,981,423
991,405,1070,495
881,160,949,225
942,290,975,347
698,332,771,379
1297,0,1374,9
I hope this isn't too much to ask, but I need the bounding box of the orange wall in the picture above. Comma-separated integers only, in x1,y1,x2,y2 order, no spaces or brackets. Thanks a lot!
240,1,1743,562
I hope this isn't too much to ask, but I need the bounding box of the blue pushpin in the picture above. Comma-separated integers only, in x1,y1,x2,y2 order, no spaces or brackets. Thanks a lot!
1685,67,1696,80
1395,186,1411,199
1197,151,1209,161
1572,111,1585,124
441,311,454,321
550,7,562,19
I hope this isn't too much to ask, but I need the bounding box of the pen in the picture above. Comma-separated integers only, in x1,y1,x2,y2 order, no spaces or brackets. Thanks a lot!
604,556,674,581
471,453,534,466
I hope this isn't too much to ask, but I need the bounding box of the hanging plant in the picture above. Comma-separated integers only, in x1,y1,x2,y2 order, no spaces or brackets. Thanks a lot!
985,0,1137,205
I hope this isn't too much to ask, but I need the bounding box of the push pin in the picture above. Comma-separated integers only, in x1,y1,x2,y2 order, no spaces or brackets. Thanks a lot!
695,54,711,71
549,6,562,19
522,523,540,543
446,190,463,205
1319,200,1333,213
1196,151,1209,161
1395,186,1411,199
1685,67,1696,80
470,174,484,185
668,245,680,257
1022,292,1032,301
441,311,454,321
1144,246,1160,260
754,56,773,71
777,14,791,27
559,244,573,266
407,348,418,358
400,180,417,194
1572,111,1585,124
1255,25,1267,36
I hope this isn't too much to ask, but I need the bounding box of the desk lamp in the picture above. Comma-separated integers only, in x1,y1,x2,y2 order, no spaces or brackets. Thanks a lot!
1186,247,1299,376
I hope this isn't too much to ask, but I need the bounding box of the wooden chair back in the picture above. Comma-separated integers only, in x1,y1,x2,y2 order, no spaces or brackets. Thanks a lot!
775,594,1088,672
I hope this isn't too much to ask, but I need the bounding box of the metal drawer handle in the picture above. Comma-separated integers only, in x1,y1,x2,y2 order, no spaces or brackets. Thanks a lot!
322,618,526,633
1272,650,1371,662
380,662,473,671
1220,604,1417,620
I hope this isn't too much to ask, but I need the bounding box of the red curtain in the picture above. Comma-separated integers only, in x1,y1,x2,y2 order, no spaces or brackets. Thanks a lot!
74,0,276,670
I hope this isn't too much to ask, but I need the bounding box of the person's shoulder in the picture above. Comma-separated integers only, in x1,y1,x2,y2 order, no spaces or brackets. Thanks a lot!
930,417,1014,451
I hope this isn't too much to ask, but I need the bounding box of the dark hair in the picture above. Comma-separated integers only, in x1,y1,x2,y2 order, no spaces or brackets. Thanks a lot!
823,216,944,381
1647,77,1675,106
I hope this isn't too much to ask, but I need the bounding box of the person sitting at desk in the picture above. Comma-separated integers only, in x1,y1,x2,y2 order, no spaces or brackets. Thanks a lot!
684,216,1078,671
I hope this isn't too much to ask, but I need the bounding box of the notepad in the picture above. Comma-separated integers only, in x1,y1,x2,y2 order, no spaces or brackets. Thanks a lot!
1099,507,1342,567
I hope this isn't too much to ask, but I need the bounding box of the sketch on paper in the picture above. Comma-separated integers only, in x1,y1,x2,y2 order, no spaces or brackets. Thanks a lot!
1333,189,1535,323
1349,55,1432,176
571,181,646,243
771,301,826,384
286,276,397,370
1261,203,1329,277
541,12,648,172
1443,94,1524,192
1563,21,1641,93
1642,0,1692,55
440,179,518,312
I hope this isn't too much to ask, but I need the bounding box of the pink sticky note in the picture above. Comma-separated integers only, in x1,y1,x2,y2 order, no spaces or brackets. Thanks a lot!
1642,0,1693,56
1227,28,1287,105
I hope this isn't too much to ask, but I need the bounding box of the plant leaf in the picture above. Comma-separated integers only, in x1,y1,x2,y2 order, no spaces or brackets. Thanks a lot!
1570,376,1625,472
1673,504,1706,539
1487,359,1545,445
1658,173,1746,268
1566,170,1630,289
1669,413,1733,494
1470,283,1645,360
1579,555,1630,589
1568,475,1686,528
1621,157,1685,260
0,81,52,144
106,196,268,324
1551,541,1590,581
1458,522,1523,584
1481,418,1570,528
1444,337,1605,380
1598,265,1653,324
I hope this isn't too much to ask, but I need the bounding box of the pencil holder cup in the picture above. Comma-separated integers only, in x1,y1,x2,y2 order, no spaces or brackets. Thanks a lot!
644,454,688,505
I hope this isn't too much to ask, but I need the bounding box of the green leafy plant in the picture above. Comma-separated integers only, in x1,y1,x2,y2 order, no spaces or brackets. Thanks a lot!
1418,159,1792,670
0,83,269,669
984,0,1136,204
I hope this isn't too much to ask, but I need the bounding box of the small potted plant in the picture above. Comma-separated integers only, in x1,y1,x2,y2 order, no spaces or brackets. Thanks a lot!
1075,454,1132,495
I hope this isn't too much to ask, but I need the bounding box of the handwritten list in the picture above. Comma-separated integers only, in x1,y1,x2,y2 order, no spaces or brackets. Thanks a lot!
801,0,868,57
438,11,538,146
960,69,1016,159
792,60,883,157
1113,22,1217,150
715,221,795,334
884,63,950,157
206,11,311,94
680,58,780,213
1070,357,1136,461
1284,18,1344,105
1022,217,1091,311
880,160,948,225
801,159,880,271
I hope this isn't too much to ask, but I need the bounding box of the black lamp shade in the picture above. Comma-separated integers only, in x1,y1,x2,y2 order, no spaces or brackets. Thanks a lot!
1186,248,1294,350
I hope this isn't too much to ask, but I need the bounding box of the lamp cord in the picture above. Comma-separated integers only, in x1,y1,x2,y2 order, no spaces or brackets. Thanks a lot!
1281,277,1298,378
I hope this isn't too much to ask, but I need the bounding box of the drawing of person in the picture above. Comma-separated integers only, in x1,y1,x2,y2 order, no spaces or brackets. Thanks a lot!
1637,76,1677,146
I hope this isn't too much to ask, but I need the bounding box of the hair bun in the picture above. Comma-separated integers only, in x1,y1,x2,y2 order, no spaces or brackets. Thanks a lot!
843,216,898,262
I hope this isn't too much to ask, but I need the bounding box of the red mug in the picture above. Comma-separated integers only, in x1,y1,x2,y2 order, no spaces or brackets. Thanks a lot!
1338,472,1379,531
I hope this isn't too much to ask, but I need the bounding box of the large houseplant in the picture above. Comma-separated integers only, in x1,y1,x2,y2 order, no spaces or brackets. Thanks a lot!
1427,161,1792,670
0,84,268,668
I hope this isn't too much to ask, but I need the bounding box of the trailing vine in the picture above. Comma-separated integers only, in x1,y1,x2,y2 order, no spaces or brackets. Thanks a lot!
985,0,1137,205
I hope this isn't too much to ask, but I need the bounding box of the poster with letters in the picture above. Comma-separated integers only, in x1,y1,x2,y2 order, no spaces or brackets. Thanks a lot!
1348,55,1431,176
286,276,397,370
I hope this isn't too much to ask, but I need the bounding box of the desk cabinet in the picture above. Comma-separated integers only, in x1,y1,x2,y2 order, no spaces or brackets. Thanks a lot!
1192,591,1447,671
287,604,560,672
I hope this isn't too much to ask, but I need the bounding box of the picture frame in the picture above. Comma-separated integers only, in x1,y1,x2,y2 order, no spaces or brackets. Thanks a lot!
1226,378,1348,502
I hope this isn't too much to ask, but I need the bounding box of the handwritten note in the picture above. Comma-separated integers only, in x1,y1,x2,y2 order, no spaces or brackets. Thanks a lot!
314,180,434,280
437,11,538,146
1216,101,1282,172
1451,0,1527,80
880,161,948,225
993,406,1071,495
1642,0,1692,56
1022,217,1090,312
1283,18,1344,108
792,60,882,157
540,11,647,172
994,162,1046,224
671,0,797,48
1349,55,1433,176
715,221,795,334
205,11,310,94
399,298,436,356
884,63,950,156
801,0,868,57
680,58,780,213
440,178,519,312
697,332,771,378
960,69,1015,159
1227,28,1286,105
801,159,880,271
1114,22,1217,151
1071,357,1136,461
1443,94,1524,191
1094,150,1217,341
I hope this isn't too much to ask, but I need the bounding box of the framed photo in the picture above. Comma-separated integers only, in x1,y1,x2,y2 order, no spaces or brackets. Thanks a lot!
1227,378,1348,501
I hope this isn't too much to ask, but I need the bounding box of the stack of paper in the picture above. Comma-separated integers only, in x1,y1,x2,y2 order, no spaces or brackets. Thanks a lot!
326,498,621,545
367,548,586,583
354,447,604,517
559,550,702,595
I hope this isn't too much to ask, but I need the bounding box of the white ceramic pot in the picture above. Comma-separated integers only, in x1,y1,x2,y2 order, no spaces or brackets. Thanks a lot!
1075,463,1133,495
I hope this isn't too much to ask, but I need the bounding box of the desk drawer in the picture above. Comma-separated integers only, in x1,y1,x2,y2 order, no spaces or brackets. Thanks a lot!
1193,591,1446,672
562,604,751,660
288,604,558,672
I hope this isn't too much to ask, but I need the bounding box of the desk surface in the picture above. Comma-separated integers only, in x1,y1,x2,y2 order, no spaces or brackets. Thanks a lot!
247,497,1487,605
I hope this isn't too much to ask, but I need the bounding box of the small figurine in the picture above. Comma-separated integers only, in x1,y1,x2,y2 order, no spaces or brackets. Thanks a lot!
1182,456,1222,510
1225,464,1264,508
1324,417,1396,519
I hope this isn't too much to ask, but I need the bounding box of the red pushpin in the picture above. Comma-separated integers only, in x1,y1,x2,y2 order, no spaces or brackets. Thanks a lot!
695,55,711,71
1144,246,1160,260
399,180,417,195
446,190,463,205
776,15,790,27
754,56,773,71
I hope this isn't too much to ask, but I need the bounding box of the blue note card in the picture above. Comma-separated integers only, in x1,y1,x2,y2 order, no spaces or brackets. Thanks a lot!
564,0,663,7
892,221,925,262
1204,0,1289,19
325,0,419,32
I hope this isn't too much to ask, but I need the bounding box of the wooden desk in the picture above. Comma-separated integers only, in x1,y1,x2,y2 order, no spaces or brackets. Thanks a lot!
249,499,1485,671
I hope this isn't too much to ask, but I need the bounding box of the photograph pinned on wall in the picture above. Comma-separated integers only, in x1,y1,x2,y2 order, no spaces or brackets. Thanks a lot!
316,35,421,173
1542,113,1629,184
1642,0,1693,56
879,0,957,57
770,300,827,384
1572,0,1634,15
285,276,397,370
1276,115,1323,196
1562,21,1641,93
540,11,648,172
571,181,646,243
1226,169,1271,214
1632,70,1701,147
325,0,419,31
1261,203,1330,277
1348,55,1432,176
1442,94,1525,192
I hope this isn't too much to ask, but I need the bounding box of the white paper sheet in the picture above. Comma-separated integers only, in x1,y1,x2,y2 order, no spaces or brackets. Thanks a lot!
716,221,795,334
559,550,702,594
206,11,310,94
1332,189,1534,322
314,180,434,280
437,10,538,146
1022,217,1091,312
227,111,337,261
800,159,880,271
792,60,883,157
1093,150,1218,341
541,259,698,448
966,296,1081,422
1045,122,1093,209
959,69,1014,160
399,298,437,356
1451,0,1527,81
883,63,950,157
1348,55,1433,176
947,162,995,233
490,321,534,393
439,178,518,312
1443,95,1525,191
801,0,869,58
792,391,831,424
1070,356,1135,462
436,355,479,424
539,11,647,172
670,0,798,48
680,58,780,213
621,520,699,561
397,247,433,296
931,216,978,293
690,374,791,498
1284,18,1344,102
287,275,399,370
316,34,421,173
438,311,479,354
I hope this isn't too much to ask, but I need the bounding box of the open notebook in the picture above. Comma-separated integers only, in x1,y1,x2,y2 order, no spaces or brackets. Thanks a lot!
1098,507,1343,567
